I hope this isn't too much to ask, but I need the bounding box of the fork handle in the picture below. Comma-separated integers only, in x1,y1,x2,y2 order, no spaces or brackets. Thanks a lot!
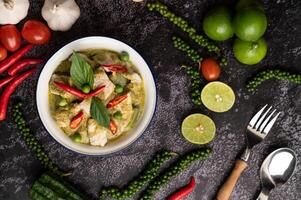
216,159,248,200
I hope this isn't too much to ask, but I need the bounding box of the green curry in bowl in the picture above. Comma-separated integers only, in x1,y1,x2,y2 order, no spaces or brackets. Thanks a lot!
48,49,145,147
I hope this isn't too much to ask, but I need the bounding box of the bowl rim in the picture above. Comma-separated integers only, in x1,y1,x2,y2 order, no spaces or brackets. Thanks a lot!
36,36,157,155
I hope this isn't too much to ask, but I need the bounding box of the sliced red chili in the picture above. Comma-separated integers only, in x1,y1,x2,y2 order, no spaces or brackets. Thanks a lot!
0,69,36,121
0,76,16,89
53,82,105,99
86,85,105,97
106,94,128,108
102,64,128,72
54,81,87,98
0,44,34,74
8,58,43,76
70,111,84,129
168,177,196,200
109,120,117,134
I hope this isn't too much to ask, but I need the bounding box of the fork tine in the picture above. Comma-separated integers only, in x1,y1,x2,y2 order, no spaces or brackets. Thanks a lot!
259,109,276,132
249,104,268,127
255,106,272,130
263,112,281,134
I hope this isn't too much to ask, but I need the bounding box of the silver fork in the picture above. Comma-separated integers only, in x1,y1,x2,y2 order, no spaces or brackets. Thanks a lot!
216,105,281,200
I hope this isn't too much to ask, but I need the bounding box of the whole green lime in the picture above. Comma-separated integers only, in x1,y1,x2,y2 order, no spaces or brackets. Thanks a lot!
233,8,267,42
233,37,267,65
236,0,264,12
202,6,233,41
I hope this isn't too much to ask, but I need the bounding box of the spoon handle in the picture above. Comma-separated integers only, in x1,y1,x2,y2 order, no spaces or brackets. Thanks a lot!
256,190,269,200
216,159,248,200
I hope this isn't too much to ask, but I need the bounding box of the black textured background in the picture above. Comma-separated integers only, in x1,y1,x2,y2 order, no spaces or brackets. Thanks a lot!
1,0,301,200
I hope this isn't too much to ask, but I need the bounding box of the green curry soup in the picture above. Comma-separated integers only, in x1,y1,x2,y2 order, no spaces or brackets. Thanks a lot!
48,49,145,146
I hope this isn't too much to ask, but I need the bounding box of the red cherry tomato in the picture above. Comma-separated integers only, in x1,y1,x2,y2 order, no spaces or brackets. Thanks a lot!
0,46,7,61
0,25,21,52
21,20,51,45
200,58,221,81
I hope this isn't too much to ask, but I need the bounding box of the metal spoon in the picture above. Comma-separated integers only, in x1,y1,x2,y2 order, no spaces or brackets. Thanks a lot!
257,148,297,200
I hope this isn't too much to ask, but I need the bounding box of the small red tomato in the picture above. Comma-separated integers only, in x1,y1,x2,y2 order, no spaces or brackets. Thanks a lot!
0,25,21,52
0,46,7,61
200,58,221,81
21,20,51,45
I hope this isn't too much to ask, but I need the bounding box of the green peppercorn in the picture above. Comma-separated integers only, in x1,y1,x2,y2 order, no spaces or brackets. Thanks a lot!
100,151,177,199
140,148,212,199
246,69,301,92
12,103,70,177
172,36,202,63
147,2,226,66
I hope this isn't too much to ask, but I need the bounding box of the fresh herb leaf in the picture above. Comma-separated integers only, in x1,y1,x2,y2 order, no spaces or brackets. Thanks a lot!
90,97,110,128
70,51,94,89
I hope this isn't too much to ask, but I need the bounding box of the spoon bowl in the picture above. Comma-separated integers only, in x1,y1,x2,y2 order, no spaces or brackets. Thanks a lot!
257,148,297,200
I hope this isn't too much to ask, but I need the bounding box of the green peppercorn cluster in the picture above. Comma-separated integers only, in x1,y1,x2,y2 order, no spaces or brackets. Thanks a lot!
99,151,177,200
172,36,203,106
147,2,218,53
181,65,202,106
13,103,71,177
172,36,202,63
140,148,212,200
247,69,301,92
146,1,227,67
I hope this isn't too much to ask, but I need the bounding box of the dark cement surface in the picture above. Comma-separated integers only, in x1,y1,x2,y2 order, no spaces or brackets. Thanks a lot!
1,0,301,199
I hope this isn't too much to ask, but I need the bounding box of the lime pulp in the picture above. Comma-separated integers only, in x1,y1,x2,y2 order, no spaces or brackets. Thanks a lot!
201,81,235,113
181,114,216,144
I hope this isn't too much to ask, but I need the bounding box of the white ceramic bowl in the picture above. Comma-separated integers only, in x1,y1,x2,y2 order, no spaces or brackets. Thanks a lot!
36,37,156,155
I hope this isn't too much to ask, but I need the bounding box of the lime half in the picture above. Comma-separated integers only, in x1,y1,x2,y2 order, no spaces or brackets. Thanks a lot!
201,81,235,113
181,114,216,144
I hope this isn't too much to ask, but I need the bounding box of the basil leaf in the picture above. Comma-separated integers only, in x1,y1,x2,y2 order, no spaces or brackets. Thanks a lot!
90,97,110,128
70,51,94,89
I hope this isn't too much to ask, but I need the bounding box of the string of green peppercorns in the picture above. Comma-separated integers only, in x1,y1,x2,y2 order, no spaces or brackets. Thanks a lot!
172,36,203,63
147,1,227,67
181,65,202,106
172,36,227,67
247,69,301,92
99,150,177,200
171,36,203,105
12,102,71,177
140,148,212,200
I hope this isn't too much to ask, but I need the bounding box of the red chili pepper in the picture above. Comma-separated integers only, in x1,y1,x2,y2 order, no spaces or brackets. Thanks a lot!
86,85,105,97
102,64,128,72
0,69,36,121
106,94,128,108
8,58,43,76
0,44,34,74
53,82,105,99
109,119,117,134
0,76,16,89
168,177,196,200
70,111,84,129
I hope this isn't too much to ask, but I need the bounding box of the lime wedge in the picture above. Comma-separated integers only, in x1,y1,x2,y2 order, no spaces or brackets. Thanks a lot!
201,81,235,113
181,114,216,144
